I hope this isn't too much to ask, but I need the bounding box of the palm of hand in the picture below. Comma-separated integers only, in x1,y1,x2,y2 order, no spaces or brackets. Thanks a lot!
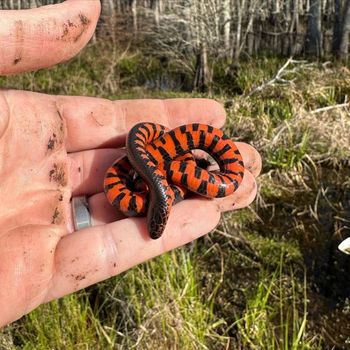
0,91,72,324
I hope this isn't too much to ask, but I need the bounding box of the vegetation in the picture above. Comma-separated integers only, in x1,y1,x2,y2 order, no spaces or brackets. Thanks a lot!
4,0,350,92
0,42,349,349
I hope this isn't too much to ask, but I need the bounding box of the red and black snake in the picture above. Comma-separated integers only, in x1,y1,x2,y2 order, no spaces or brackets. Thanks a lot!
104,122,245,239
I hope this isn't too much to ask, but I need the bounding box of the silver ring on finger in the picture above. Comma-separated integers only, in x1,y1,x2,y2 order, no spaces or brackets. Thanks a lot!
72,196,91,231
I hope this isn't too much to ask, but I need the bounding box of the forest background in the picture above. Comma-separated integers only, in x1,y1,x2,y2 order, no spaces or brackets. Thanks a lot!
1,0,350,349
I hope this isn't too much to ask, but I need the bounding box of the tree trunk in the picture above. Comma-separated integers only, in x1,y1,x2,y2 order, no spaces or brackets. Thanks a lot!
305,0,322,57
29,0,36,8
290,0,300,55
241,0,256,56
131,0,138,35
151,0,160,28
193,43,210,92
223,0,231,54
338,0,350,59
182,0,192,54
332,0,342,55
234,0,245,60
193,1,210,92
283,0,291,55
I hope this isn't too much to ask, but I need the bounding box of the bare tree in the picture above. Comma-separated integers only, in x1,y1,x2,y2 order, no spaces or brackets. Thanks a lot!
340,0,350,58
131,0,138,34
143,0,224,90
334,0,350,59
289,0,300,55
151,0,161,28
2,0,350,65
333,0,343,54
222,0,231,53
234,0,246,60
305,0,322,56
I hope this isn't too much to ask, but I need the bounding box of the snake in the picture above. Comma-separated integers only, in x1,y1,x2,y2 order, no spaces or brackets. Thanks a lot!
104,122,245,239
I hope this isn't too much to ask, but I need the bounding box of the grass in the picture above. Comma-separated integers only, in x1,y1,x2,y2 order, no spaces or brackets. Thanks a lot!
7,251,225,349
11,295,104,349
1,44,350,349
234,257,313,350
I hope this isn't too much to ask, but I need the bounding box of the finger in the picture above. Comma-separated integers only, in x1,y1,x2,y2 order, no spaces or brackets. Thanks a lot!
72,163,258,227
86,170,258,225
68,142,260,196
46,198,220,301
88,192,126,225
0,0,100,75
83,167,256,226
235,142,262,178
217,169,258,212
69,148,126,196
56,96,226,152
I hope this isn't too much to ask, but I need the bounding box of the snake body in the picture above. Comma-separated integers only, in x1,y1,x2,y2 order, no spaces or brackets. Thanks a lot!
104,122,244,239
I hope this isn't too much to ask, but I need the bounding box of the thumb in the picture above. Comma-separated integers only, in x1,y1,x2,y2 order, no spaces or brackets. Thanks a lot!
0,0,101,76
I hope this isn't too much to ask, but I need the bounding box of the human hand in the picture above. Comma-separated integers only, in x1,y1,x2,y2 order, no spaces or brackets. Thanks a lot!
0,1,261,327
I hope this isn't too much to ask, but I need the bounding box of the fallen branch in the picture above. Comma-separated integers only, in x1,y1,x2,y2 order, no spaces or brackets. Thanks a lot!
309,102,349,114
247,57,313,97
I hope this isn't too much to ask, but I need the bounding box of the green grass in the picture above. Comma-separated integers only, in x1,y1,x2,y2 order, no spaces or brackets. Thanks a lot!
11,295,105,350
234,257,313,350
4,250,232,349
2,239,319,349
1,44,350,349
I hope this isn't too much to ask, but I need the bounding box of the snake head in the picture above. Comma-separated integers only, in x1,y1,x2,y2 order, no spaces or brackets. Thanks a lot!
148,206,169,239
